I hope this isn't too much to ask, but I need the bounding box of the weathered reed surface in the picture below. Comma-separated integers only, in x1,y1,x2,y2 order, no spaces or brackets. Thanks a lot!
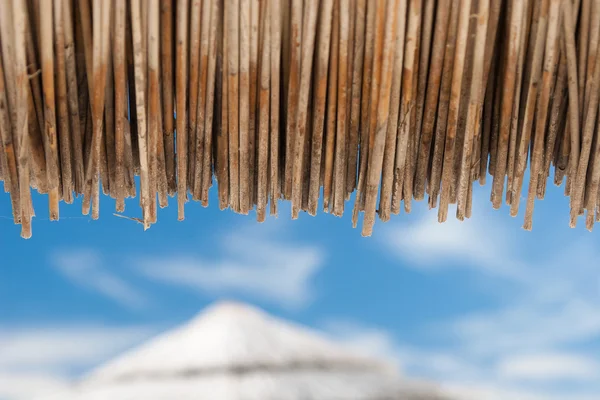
0,0,599,238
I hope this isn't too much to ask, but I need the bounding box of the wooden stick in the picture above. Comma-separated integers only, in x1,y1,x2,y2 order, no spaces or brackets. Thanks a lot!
227,0,240,212
39,0,60,219
306,0,334,215
362,0,400,236
413,0,436,176
201,0,219,207
53,0,73,203
523,0,560,230
160,0,176,195
192,0,210,200
248,0,259,206
449,8,474,208
562,0,581,206
217,0,229,210
13,0,33,237
437,0,472,222
0,34,21,223
509,0,549,217
490,0,526,210
61,0,84,196
413,3,452,200
256,1,270,222
570,31,600,227
583,0,599,113
584,106,600,230
505,0,531,205
401,0,423,213
428,0,460,208
282,0,302,200
479,56,496,185
113,0,127,211
323,3,339,213
131,0,151,226
0,138,5,188
356,0,386,219
457,0,490,219
148,0,160,222
578,0,591,118
156,73,168,208
353,0,377,220
188,0,202,191
238,0,251,214
24,5,49,193
331,0,351,217
291,0,319,218
269,0,281,216
175,0,189,219
379,0,408,220
344,0,366,198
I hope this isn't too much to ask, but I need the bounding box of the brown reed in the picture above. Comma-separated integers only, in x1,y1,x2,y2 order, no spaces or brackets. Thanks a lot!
0,0,599,239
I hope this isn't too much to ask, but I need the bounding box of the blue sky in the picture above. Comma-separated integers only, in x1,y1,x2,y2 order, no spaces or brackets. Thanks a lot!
1,178,599,400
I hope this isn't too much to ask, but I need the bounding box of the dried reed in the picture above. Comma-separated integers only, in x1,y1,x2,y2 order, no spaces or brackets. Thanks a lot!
0,0,598,238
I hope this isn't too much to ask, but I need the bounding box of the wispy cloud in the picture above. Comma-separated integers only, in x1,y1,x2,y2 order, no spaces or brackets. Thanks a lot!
381,205,529,281
322,319,600,400
0,324,159,400
0,372,67,400
50,250,148,309
135,225,324,309
496,352,600,382
377,194,600,399
320,320,403,366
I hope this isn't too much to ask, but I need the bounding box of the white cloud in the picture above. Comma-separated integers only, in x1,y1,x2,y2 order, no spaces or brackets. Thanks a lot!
441,381,600,400
0,324,159,400
321,319,600,400
497,353,600,382
135,228,324,309
448,299,600,357
378,190,600,399
0,372,67,400
321,320,403,366
50,250,148,309
382,205,529,281
0,325,157,373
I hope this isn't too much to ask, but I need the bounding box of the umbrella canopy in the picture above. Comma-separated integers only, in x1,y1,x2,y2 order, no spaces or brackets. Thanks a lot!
40,302,447,400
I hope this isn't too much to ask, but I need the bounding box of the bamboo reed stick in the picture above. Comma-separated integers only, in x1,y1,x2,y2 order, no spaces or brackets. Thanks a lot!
256,0,270,222
131,0,151,226
176,0,189,220
523,0,560,230
0,36,21,223
456,0,490,220
291,0,319,219
269,0,281,216
428,0,460,209
378,0,408,221
39,0,61,219
306,0,334,216
160,0,176,195
201,0,219,207
323,3,339,213
2,0,600,237
13,0,33,238
361,0,400,236
438,0,472,222
413,3,452,201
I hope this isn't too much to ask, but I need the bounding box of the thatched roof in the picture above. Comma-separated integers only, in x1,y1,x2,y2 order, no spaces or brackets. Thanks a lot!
39,302,448,400
1,0,596,238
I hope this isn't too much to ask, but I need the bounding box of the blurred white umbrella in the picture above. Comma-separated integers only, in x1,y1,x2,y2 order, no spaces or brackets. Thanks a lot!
40,302,447,400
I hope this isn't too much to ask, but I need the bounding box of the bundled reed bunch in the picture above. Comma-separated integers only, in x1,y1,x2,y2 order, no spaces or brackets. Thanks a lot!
0,0,598,238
